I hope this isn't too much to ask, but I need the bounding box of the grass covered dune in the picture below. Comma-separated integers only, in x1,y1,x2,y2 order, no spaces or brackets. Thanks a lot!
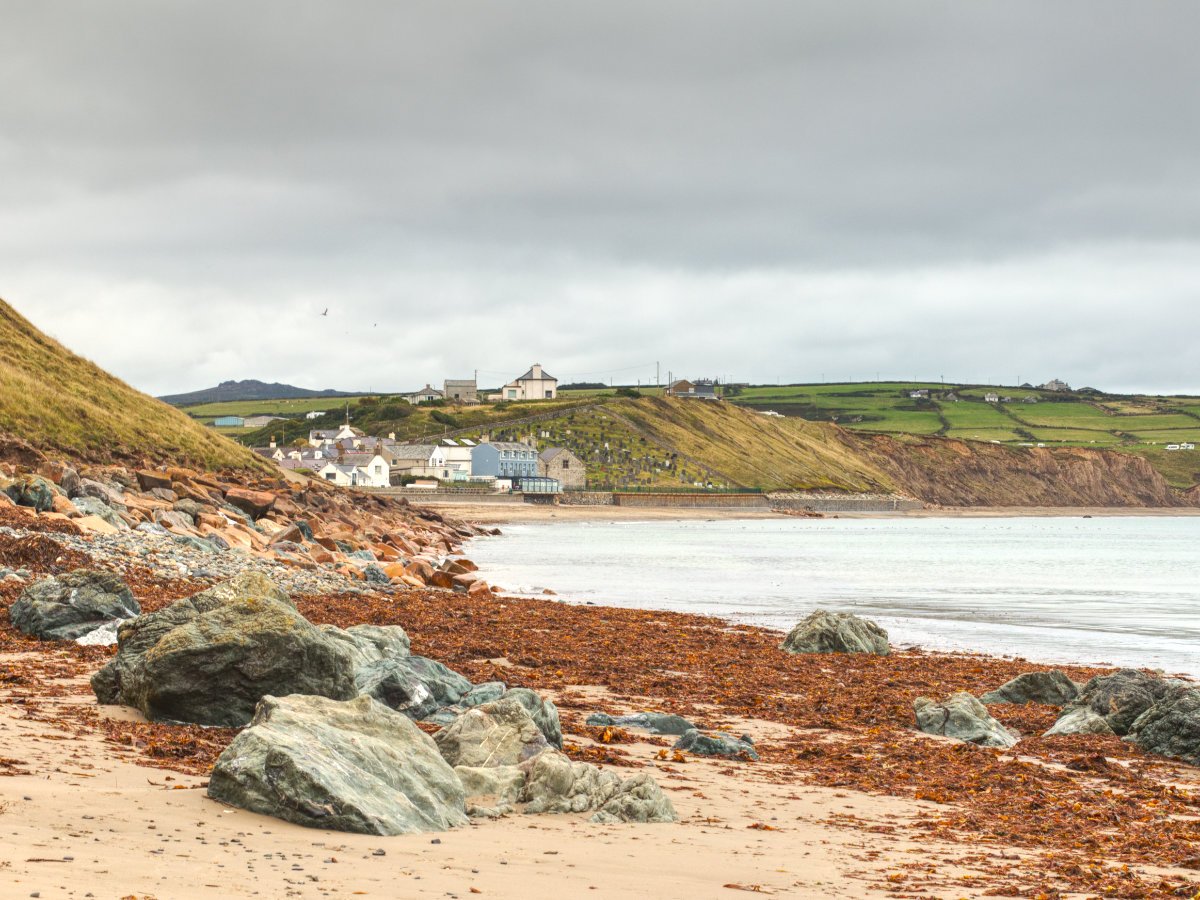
0,298,265,471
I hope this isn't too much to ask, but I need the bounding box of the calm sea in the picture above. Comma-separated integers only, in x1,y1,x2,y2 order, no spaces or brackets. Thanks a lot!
466,517,1200,677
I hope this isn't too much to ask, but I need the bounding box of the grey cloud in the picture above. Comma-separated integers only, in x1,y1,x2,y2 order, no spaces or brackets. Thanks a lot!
1,2,1198,395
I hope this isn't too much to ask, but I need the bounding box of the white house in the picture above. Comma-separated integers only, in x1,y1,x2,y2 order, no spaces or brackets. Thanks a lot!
305,410,327,420
498,364,558,401
440,439,476,480
406,384,445,404
386,444,454,480
316,452,390,488
308,422,362,447
984,392,1000,403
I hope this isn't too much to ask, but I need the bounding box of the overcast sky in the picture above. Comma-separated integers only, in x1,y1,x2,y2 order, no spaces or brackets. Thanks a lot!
3,2,1199,396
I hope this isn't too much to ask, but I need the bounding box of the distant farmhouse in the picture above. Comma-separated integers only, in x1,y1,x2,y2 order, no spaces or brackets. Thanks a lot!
443,379,478,404
491,364,558,401
1040,378,1071,392
667,378,719,400
243,415,284,429
406,384,444,404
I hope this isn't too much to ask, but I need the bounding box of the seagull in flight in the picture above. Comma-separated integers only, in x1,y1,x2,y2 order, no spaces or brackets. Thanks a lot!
320,308,328,317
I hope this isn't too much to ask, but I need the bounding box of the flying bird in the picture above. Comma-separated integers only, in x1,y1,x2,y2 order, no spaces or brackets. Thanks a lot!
320,308,328,317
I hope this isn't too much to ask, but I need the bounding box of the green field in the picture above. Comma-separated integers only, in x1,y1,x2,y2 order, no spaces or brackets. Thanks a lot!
728,381,1200,486
182,396,370,419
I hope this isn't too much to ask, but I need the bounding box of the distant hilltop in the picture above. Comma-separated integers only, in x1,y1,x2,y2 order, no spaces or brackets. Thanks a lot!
159,380,364,407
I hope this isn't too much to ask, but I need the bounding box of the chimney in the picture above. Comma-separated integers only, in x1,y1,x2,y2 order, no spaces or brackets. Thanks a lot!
269,437,276,449
388,432,395,440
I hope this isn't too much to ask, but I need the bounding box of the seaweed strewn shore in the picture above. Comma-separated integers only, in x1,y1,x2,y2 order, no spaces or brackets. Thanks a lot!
2,493,1199,898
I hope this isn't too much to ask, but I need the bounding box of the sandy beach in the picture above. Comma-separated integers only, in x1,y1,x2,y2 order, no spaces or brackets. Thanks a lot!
414,496,1200,525
1,669,996,900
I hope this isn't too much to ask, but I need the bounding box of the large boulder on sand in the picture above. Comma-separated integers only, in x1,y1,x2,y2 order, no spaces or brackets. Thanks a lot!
780,609,889,656
914,692,1019,749
91,572,356,726
434,696,550,768
1126,687,1200,766
1046,669,1173,737
9,570,140,641
208,694,467,835
980,670,1079,706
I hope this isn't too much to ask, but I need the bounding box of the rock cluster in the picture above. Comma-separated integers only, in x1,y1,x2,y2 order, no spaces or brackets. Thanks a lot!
780,609,890,656
1045,669,1175,737
0,459,499,596
82,570,674,833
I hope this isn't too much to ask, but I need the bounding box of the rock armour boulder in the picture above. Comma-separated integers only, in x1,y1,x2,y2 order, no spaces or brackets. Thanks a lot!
208,694,468,835
4,475,58,512
91,572,356,726
1126,687,1200,766
10,570,140,641
1047,669,1173,737
914,692,1019,749
980,670,1079,706
519,750,678,823
780,609,890,656
355,655,472,720
434,697,550,768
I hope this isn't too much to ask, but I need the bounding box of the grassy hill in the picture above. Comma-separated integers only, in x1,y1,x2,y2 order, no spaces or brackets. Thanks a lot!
440,398,896,492
213,377,1199,495
0,299,268,472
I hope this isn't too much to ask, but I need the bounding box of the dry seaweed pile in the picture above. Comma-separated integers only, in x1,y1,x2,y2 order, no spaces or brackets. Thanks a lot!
0,532,91,572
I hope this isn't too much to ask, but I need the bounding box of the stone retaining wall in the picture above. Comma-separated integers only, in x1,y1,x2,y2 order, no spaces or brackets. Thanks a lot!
612,492,770,509
557,491,615,506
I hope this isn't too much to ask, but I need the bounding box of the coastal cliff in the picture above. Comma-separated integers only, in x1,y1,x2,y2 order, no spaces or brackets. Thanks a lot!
850,431,1194,508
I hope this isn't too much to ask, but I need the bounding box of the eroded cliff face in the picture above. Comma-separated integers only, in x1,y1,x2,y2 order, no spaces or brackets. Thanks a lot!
844,433,1196,508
